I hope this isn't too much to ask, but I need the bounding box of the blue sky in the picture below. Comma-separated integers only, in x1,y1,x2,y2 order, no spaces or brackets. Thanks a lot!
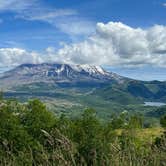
0,0,166,80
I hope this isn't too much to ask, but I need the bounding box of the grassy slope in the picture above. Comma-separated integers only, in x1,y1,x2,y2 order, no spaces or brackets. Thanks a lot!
116,127,164,143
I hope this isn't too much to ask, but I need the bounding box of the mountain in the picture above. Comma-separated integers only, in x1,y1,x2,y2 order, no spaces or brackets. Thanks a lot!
0,63,166,112
0,63,125,88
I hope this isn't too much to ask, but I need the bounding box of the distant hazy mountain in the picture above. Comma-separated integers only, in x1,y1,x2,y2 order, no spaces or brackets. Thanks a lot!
0,63,125,88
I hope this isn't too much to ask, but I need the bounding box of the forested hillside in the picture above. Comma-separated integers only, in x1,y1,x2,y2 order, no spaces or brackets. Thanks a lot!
0,97,165,166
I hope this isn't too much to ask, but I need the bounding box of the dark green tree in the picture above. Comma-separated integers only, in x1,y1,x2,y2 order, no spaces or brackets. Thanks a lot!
22,99,56,141
0,90,3,100
160,114,166,128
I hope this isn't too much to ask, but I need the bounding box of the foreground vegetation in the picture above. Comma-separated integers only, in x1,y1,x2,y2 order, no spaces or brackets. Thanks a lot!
0,97,166,166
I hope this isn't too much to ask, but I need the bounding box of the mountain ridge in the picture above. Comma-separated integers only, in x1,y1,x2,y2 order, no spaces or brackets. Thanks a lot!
1,63,166,107
0,63,125,88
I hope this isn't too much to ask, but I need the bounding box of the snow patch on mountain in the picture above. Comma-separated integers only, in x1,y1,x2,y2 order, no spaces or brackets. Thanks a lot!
70,64,107,75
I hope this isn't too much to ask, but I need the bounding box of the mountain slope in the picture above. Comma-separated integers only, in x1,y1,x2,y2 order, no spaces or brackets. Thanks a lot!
93,80,166,103
0,63,124,88
0,63,166,107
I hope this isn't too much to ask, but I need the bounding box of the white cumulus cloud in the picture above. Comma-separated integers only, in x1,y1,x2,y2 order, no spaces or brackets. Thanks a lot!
47,22,166,67
0,48,43,67
1,22,166,68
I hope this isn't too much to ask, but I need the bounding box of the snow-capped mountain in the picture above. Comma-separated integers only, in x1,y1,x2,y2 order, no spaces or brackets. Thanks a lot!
0,63,125,88
1,63,166,105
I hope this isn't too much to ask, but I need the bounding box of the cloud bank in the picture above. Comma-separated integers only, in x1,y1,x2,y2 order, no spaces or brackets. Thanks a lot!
48,22,166,67
1,22,166,68
0,48,43,67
